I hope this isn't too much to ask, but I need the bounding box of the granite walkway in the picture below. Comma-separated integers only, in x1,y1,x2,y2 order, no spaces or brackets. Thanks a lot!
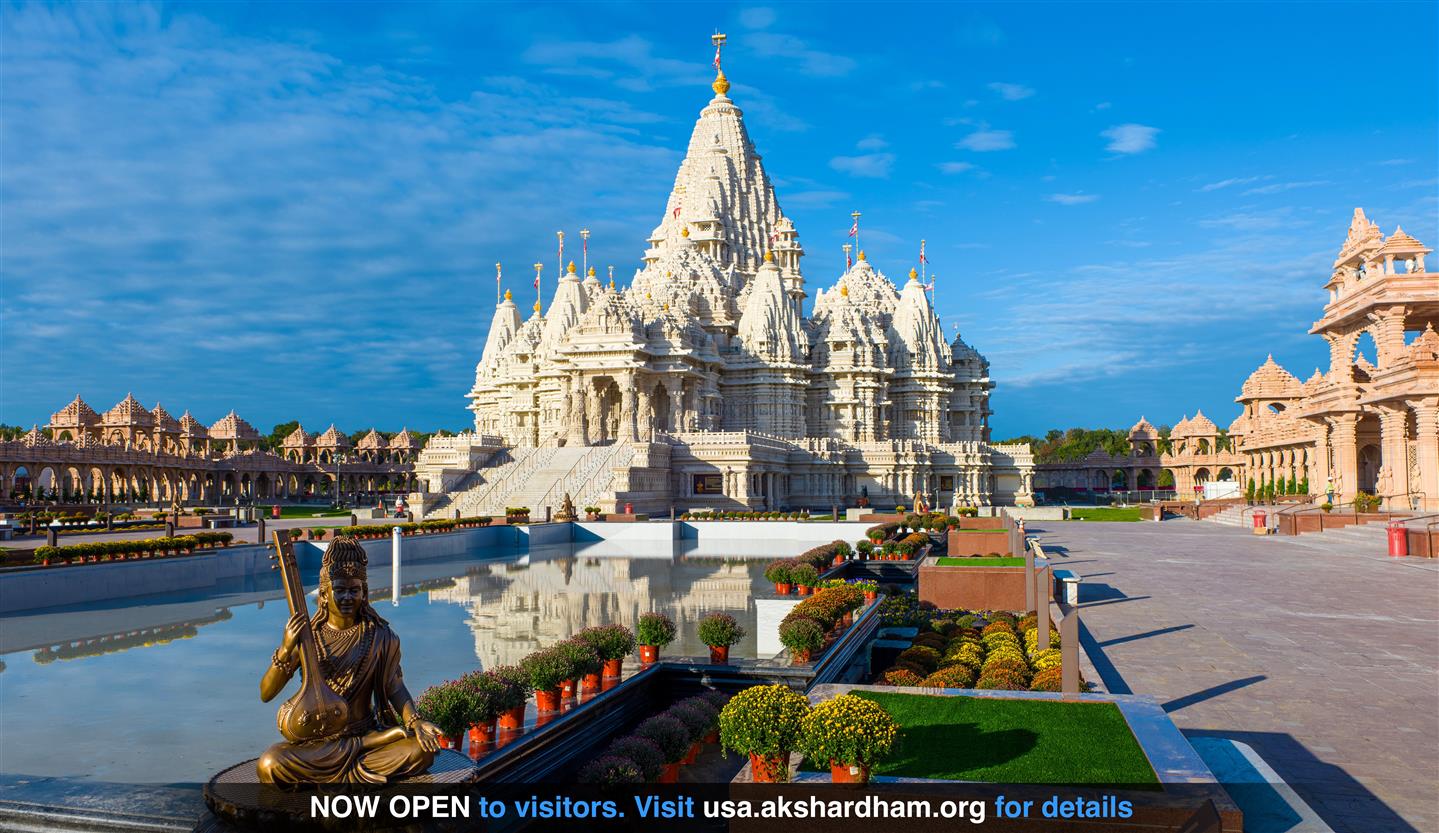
1031,519,1439,833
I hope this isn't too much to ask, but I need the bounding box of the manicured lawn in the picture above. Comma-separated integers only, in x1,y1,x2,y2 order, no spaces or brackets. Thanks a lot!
257,505,350,518
1068,507,1146,522
936,557,1025,567
851,691,1158,785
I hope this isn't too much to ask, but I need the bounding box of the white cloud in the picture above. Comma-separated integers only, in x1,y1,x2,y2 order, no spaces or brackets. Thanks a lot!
956,129,1014,152
856,134,888,150
1047,193,1100,205
739,7,776,29
938,161,976,174
744,31,855,77
1093,101,1112,111
988,82,1034,101
1377,158,1412,166
1101,123,1160,154
1242,180,1329,195
1198,175,1269,192
829,153,895,178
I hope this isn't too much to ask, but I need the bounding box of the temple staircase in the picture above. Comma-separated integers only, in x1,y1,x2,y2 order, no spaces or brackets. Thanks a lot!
427,444,637,519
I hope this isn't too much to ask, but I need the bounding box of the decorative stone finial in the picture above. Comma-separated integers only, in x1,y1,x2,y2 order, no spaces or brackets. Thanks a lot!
567,261,576,274
840,284,849,297
909,268,918,280
534,301,542,313
587,266,596,277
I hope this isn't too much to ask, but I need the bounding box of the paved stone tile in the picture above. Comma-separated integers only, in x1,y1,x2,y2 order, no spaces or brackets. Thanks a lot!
1033,519,1439,833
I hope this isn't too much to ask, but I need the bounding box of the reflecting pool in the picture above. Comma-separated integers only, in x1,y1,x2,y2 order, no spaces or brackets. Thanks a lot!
0,542,782,784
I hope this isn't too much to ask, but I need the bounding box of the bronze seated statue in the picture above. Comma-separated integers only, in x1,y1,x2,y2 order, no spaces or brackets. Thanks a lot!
256,537,440,785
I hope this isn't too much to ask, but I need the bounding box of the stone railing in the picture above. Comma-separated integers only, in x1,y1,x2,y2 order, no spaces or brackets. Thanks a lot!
536,443,636,512
458,447,560,515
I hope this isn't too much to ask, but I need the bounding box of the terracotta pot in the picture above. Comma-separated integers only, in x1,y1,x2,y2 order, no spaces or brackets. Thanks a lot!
602,658,623,678
748,752,787,783
791,649,812,665
436,733,460,751
467,721,495,748
639,645,659,664
774,582,792,595
864,591,877,603
580,672,602,693
498,704,525,730
830,761,871,783
832,555,845,566
560,678,578,699
534,688,563,713
708,645,730,664
797,585,812,596
683,742,700,765
652,762,678,783
601,675,620,692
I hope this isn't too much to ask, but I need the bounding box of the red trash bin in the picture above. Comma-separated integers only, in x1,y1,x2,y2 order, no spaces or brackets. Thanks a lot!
1387,521,1408,558
1251,509,1267,535
271,504,281,519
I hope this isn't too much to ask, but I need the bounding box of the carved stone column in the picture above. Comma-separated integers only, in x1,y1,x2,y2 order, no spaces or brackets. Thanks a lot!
637,387,652,442
670,387,684,434
1373,305,1408,368
1377,405,1409,508
620,373,638,442
1330,414,1360,504
1411,398,1439,512
1310,419,1330,495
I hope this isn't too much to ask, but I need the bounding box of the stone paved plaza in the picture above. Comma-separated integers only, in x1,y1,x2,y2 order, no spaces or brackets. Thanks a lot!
1032,519,1439,833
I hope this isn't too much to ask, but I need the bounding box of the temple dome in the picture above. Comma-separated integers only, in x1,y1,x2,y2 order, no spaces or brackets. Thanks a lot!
736,256,806,365
887,270,951,372
1239,355,1301,399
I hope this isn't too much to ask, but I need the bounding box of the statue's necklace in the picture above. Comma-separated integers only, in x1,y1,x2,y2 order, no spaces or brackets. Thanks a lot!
315,620,374,698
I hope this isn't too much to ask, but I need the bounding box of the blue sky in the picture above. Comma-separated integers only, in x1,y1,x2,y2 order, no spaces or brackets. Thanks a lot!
2,1,1435,438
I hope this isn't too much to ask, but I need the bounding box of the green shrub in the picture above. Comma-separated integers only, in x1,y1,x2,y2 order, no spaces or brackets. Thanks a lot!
634,714,690,764
488,665,531,704
576,624,635,661
578,755,645,785
520,647,573,692
455,670,503,724
718,684,809,766
1029,666,1064,692
697,612,746,648
415,681,470,738
763,560,794,585
897,645,940,672
778,618,824,655
799,694,898,768
554,638,601,677
636,612,676,647
920,665,976,689
882,668,923,687
790,563,819,587
606,736,664,781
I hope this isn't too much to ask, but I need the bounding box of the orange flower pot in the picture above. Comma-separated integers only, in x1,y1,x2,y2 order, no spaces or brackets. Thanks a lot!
468,721,495,748
864,591,877,603
708,645,730,664
602,658,623,678
791,649,812,665
658,762,680,783
830,761,871,783
638,645,658,664
683,743,700,765
797,585,812,596
498,705,526,730
534,688,562,713
560,678,578,699
748,753,787,783
580,672,602,693
436,733,460,751
774,582,792,595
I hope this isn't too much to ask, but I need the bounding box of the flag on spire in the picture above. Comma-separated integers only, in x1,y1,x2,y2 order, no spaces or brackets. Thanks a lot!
712,32,725,69
919,240,929,264
847,219,858,237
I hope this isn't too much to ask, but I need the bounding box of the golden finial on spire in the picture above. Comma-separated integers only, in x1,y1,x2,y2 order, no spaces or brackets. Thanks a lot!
587,266,596,277
909,268,918,280
763,251,774,262
840,283,850,297
567,260,577,274
711,32,729,96
504,288,512,301
533,301,542,313
680,225,690,238
858,250,867,261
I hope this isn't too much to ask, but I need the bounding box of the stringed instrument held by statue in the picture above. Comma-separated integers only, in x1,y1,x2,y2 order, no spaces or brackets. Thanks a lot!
268,531,350,742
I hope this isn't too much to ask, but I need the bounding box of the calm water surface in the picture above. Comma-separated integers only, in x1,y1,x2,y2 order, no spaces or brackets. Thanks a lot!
0,542,778,784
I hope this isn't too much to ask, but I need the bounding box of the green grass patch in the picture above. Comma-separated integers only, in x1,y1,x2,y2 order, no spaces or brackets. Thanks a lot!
257,505,350,519
1068,507,1145,522
848,691,1158,785
936,557,1024,567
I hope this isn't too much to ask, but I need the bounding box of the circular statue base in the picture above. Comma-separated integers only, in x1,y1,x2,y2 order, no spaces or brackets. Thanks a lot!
196,751,481,832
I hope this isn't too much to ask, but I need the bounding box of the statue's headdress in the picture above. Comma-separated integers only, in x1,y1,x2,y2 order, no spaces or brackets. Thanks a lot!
321,537,368,582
